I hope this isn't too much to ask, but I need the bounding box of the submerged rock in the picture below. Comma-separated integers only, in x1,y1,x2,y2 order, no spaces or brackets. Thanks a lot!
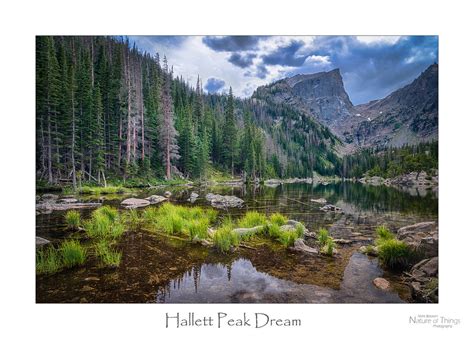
373,277,390,290
205,193,244,209
36,201,101,212
36,236,50,248
145,195,167,204
121,198,150,209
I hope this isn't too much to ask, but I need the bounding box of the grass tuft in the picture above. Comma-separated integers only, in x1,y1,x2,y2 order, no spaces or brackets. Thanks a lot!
95,240,122,267
60,240,87,267
214,218,240,252
269,213,288,227
84,206,124,239
377,239,412,268
65,210,81,229
318,228,330,246
36,247,62,274
238,211,267,228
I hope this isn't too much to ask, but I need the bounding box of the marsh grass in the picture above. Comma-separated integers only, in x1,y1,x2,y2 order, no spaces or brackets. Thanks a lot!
84,206,124,239
60,240,86,267
318,228,330,245
321,237,335,256
214,218,240,252
36,247,62,274
269,213,288,227
65,210,81,229
123,209,141,229
238,211,267,228
375,225,395,244
143,202,217,240
77,185,131,195
377,239,412,268
95,240,122,267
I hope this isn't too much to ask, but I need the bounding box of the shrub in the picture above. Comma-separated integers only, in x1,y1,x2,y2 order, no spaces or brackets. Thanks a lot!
95,240,122,267
377,239,412,268
214,219,240,252
269,213,288,227
36,247,62,274
65,210,81,229
238,211,267,228
60,240,87,267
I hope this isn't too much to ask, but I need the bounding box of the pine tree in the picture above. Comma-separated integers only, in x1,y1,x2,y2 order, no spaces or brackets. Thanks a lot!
222,87,237,176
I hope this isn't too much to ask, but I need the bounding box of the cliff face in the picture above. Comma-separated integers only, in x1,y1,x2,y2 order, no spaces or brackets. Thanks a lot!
253,64,438,151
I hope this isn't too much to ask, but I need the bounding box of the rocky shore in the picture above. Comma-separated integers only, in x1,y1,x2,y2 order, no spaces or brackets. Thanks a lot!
357,170,438,192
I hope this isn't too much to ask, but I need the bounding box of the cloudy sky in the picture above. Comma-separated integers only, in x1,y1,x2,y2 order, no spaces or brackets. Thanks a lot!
128,36,438,105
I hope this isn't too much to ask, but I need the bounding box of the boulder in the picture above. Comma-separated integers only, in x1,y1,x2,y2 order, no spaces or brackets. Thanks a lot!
319,204,343,212
405,257,438,303
397,221,438,258
145,195,167,204
291,238,319,254
59,198,78,204
373,277,390,290
41,193,58,201
121,198,150,209
36,236,50,247
311,198,327,204
205,193,244,209
188,192,199,203
163,191,172,198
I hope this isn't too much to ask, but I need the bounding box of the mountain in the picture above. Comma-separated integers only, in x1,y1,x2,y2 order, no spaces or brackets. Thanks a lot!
253,69,355,131
347,63,438,148
253,64,438,152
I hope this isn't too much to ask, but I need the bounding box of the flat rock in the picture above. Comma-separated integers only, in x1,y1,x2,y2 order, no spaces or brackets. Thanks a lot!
36,201,102,211
205,193,244,209
121,198,150,209
145,195,167,204
36,236,50,247
188,192,199,203
311,198,327,204
373,277,391,290
233,226,264,236
319,204,343,212
58,198,78,204
291,238,319,254
397,221,438,258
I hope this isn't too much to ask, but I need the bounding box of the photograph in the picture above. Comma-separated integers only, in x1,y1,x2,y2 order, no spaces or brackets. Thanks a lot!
35,35,439,304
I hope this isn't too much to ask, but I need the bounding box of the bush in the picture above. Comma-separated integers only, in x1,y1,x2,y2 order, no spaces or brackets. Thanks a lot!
214,219,240,252
269,213,288,227
60,240,87,267
65,210,81,229
377,239,412,268
36,247,62,274
95,240,122,267
238,211,267,228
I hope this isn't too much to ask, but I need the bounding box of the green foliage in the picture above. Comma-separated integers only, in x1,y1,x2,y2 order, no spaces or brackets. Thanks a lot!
95,240,122,267
269,213,288,227
122,209,141,229
318,228,330,246
213,219,240,253
377,239,412,268
84,206,124,239
375,225,395,244
65,210,81,229
277,230,298,247
77,186,131,195
60,240,86,267
36,247,62,274
143,202,217,239
321,238,335,256
238,211,267,228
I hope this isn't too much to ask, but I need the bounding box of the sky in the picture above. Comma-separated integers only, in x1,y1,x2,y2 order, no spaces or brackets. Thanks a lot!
127,35,438,105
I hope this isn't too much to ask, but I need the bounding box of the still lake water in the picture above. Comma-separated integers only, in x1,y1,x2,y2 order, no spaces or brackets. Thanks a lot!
36,182,438,303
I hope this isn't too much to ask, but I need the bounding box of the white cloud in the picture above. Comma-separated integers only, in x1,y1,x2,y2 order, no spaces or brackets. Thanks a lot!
304,55,331,65
356,36,401,45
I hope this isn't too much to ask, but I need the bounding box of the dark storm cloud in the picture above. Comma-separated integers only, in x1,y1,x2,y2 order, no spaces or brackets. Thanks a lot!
228,53,257,68
262,40,306,66
258,36,438,104
202,36,266,52
204,77,226,93
256,64,269,79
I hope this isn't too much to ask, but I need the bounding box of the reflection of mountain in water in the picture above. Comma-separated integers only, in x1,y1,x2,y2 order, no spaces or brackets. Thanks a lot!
156,256,405,303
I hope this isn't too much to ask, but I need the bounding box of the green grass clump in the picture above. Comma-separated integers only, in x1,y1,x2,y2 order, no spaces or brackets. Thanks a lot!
295,223,305,238
36,247,62,274
123,209,141,229
238,211,267,228
60,240,86,267
84,206,124,239
375,225,395,244
95,240,122,267
377,239,412,268
143,203,217,239
214,219,240,252
277,230,298,247
318,228,330,245
321,238,335,256
65,210,81,229
78,185,130,195
269,213,288,227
